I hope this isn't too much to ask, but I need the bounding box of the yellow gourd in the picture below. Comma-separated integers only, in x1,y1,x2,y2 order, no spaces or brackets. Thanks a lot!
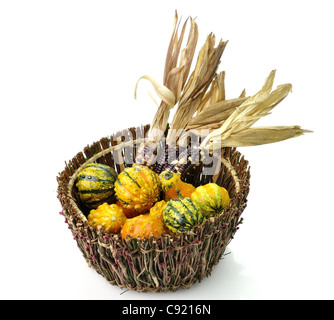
115,164,160,214
148,200,167,221
88,203,127,234
191,183,230,217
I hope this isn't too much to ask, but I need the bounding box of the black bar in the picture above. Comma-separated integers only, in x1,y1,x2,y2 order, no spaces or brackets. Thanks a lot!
116,300,220,318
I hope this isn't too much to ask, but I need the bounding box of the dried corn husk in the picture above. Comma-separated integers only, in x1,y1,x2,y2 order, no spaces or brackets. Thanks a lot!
210,126,310,147
134,75,176,107
197,71,226,115
135,12,199,142
135,12,310,151
186,96,249,130
200,70,311,149
166,35,228,145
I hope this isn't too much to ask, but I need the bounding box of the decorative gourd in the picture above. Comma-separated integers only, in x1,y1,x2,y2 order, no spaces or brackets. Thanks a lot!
76,163,118,208
191,183,230,217
88,203,127,234
163,197,204,233
159,170,196,200
149,200,167,221
121,213,165,239
116,200,142,218
115,164,160,214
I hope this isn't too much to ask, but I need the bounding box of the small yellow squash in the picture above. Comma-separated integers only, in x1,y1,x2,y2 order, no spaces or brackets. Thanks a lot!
88,203,127,234
115,164,160,214
191,183,230,217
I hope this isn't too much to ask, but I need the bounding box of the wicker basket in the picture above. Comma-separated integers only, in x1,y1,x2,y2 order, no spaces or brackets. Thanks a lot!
56,124,250,292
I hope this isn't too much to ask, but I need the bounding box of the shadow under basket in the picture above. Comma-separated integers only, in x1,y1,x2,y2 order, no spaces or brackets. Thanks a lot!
56,125,251,292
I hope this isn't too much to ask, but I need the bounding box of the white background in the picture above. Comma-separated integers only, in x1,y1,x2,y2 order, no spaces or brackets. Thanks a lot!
0,0,333,300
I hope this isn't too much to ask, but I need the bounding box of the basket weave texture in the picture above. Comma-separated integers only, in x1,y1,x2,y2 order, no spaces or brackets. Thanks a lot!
56,125,250,292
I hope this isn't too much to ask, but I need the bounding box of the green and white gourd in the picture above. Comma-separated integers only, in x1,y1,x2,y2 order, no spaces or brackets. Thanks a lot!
75,163,118,208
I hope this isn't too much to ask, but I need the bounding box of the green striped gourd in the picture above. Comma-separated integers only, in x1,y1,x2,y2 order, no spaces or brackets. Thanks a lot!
191,183,230,217
163,197,204,233
114,164,160,214
75,163,118,208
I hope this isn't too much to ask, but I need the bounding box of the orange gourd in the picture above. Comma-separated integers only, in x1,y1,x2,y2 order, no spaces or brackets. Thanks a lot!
159,170,195,200
121,214,165,240
121,201,167,239
88,203,127,234
116,200,143,218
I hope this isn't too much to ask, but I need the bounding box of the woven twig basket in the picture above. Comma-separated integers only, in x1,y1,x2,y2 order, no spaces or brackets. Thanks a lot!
56,124,250,292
